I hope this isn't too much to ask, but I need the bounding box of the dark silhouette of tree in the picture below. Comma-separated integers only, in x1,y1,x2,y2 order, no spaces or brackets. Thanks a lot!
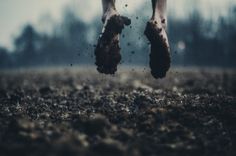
217,6,236,67
0,47,11,69
2,3,235,68
14,25,40,66
184,11,205,65
62,7,92,64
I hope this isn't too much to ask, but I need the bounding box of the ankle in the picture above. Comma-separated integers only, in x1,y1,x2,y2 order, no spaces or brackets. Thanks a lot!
160,18,167,30
151,16,167,30
152,11,167,28
102,8,118,23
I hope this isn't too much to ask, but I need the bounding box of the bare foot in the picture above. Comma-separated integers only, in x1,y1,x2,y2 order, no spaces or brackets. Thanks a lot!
144,19,171,79
95,14,131,74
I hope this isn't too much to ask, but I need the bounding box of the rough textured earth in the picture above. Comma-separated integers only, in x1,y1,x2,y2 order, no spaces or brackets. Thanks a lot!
0,67,235,156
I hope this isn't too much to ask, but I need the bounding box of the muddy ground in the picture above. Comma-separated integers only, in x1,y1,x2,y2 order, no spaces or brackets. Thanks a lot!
0,67,235,156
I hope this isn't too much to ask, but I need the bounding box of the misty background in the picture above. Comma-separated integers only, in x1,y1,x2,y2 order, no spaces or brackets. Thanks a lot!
0,0,236,69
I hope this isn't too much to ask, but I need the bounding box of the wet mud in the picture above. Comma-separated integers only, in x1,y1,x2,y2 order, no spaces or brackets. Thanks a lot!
144,21,171,79
95,15,131,74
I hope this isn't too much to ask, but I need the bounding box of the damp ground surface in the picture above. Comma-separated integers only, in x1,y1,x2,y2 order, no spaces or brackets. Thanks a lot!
0,67,235,156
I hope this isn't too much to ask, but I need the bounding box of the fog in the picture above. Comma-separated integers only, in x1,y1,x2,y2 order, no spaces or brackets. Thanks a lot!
0,0,236,68
1,0,236,49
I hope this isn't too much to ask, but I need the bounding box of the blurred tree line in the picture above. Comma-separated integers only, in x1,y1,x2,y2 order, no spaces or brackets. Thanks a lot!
168,6,236,67
0,5,236,69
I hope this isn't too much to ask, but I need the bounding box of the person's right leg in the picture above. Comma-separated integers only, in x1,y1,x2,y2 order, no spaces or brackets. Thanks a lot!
145,0,171,78
95,0,131,74
151,0,167,29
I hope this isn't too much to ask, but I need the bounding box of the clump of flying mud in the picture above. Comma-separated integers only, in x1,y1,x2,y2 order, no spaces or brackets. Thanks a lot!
95,15,131,74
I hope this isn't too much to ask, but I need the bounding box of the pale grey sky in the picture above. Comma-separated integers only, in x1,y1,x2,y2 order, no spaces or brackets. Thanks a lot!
0,0,235,50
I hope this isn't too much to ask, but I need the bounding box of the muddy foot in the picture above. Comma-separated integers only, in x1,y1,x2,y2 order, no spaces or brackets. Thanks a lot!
95,15,131,74
144,20,171,79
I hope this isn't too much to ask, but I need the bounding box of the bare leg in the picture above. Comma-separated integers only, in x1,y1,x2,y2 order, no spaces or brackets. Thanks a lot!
95,0,131,74
145,0,171,78
101,0,117,23
151,0,167,29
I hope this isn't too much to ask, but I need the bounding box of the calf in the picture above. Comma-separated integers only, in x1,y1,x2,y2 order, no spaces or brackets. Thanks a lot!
95,0,170,78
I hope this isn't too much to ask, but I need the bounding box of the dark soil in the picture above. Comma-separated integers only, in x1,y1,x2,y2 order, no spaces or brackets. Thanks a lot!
0,68,235,156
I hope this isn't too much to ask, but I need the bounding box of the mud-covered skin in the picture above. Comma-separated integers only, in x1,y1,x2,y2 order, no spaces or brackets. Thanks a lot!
95,15,131,74
145,21,171,78
0,68,235,156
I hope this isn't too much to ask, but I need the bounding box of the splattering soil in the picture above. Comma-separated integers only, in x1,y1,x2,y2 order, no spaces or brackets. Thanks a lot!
95,15,131,74
0,67,235,156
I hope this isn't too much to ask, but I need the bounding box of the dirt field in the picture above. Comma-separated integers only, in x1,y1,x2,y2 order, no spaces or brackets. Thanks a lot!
0,67,235,156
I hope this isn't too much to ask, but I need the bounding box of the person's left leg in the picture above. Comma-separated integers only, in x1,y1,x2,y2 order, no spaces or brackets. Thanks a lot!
145,0,171,78
95,0,131,74
151,0,167,29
